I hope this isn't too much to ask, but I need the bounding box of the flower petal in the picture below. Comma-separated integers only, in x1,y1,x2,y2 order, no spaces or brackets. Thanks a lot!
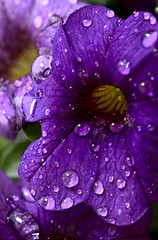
19,119,99,209
52,5,120,94
89,131,150,226
103,11,158,101
126,99,158,203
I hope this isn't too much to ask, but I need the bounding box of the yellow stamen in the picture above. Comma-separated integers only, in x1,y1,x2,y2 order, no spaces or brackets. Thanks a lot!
91,85,127,120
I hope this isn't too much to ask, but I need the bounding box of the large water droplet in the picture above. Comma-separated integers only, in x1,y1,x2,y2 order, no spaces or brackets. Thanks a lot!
143,12,150,20
93,180,104,195
118,59,130,75
61,170,79,188
106,10,115,18
74,123,90,137
109,122,123,134
38,196,55,210
82,19,92,27
150,16,157,25
116,178,126,189
61,197,73,209
9,209,39,238
97,207,108,217
50,14,61,24
32,55,52,80
142,31,158,48
30,99,37,116
90,143,101,153
21,187,35,203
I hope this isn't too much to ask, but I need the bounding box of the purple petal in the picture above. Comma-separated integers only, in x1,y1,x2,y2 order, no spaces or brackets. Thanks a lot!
88,131,150,226
19,118,101,209
52,5,120,94
126,99,158,203
0,80,17,139
103,11,158,101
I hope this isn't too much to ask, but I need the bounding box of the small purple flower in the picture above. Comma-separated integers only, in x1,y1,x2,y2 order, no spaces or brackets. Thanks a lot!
19,5,158,228
0,0,85,139
0,170,152,239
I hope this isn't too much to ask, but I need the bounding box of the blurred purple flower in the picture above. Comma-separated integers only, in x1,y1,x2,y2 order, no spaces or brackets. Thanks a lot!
0,169,152,239
0,0,84,140
19,5,158,228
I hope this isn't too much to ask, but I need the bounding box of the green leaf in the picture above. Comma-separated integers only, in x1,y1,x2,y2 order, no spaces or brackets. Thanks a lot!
23,121,41,141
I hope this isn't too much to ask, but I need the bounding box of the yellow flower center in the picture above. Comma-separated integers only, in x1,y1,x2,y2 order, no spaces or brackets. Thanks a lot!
90,85,127,120
2,42,38,81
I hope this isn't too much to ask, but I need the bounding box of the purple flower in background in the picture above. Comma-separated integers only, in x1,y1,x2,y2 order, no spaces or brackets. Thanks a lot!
0,169,152,239
0,0,84,140
19,5,158,228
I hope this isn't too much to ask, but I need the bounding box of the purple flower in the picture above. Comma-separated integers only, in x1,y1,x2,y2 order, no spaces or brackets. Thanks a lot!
0,169,152,239
19,5,158,227
0,0,85,140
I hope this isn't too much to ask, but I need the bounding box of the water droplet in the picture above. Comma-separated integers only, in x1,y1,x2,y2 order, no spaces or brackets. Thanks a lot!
108,226,116,236
36,89,43,98
143,12,150,20
147,124,154,131
150,16,157,25
142,31,158,48
38,196,55,210
61,170,79,188
93,180,104,195
105,157,109,162
42,130,47,137
125,202,130,209
21,187,35,202
9,209,39,237
74,123,90,136
61,197,73,209
90,143,101,153
45,108,50,116
67,148,72,154
77,57,82,62
126,157,134,167
53,185,59,193
30,99,37,116
61,74,66,80
125,170,130,177
50,14,61,24
55,60,59,66
82,19,92,27
118,59,130,75
41,0,49,6
108,175,114,183
133,11,139,18
32,55,52,79
55,161,59,168
109,122,123,134
95,61,99,67
116,178,126,189
97,207,108,217
106,10,114,18
34,16,43,28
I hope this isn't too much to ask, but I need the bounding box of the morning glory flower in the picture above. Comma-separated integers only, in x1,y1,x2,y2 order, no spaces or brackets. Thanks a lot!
0,169,151,239
0,0,84,140
19,5,158,228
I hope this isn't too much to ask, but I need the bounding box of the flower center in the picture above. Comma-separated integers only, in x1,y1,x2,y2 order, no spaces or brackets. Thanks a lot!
90,85,127,121
2,42,38,81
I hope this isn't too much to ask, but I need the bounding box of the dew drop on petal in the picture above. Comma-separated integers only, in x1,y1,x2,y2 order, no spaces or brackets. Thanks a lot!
45,108,50,116
49,14,61,24
142,31,158,48
125,171,130,177
82,19,92,27
29,99,37,116
53,185,60,193
34,16,43,28
125,202,130,209
147,124,154,131
133,11,139,18
21,187,35,202
32,55,52,79
118,60,130,75
41,0,49,5
74,123,90,136
109,122,123,134
61,197,73,209
36,89,43,98
150,16,157,25
106,10,115,18
108,175,114,183
38,196,55,210
116,178,126,189
97,207,108,217
108,226,116,236
42,130,47,137
30,189,36,197
93,180,104,195
143,12,150,20
61,170,79,188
